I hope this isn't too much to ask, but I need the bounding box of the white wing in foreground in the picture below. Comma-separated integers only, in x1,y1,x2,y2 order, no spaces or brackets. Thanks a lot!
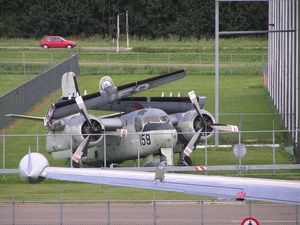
19,153,300,205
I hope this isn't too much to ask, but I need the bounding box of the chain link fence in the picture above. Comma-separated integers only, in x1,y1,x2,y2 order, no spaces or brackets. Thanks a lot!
0,128,297,172
77,52,267,76
0,199,298,224
0,51,267,80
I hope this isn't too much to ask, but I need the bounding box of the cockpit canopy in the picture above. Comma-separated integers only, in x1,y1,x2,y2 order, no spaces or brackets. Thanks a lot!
134,109,172,132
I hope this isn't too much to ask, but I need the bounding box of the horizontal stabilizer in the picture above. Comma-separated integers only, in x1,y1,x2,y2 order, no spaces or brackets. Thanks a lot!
6,114,44,121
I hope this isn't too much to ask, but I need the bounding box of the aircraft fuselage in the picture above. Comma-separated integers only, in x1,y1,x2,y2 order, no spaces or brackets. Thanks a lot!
46,108,178,166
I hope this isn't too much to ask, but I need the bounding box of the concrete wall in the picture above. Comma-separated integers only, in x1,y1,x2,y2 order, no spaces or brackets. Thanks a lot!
0,54,79,129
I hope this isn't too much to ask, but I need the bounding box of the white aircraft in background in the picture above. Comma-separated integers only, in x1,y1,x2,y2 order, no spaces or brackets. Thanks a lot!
19,151,300,205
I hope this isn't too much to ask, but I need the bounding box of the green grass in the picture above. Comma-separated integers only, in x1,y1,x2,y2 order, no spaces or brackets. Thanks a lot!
0,178,215,201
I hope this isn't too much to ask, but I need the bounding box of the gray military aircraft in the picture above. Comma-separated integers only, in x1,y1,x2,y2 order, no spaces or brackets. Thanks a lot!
18,151,300,205
8,69,238,167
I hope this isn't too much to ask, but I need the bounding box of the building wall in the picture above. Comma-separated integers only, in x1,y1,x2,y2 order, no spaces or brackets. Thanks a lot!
267,1,299,142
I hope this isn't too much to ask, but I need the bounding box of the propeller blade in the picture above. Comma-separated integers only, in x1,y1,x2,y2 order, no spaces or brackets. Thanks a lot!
209,124,238,132
72,135,91,163
188,91,204,120
183,128,203,156
75,96,93,127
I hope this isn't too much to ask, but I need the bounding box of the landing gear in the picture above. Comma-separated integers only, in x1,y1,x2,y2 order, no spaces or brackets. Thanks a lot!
184,156,192,166
178,155,192,166
177,145,193,166
71,160,81,168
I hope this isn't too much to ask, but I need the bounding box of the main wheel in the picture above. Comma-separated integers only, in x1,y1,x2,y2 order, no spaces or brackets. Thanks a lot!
66,45,72,49
43,45,49,49
184,156,192,166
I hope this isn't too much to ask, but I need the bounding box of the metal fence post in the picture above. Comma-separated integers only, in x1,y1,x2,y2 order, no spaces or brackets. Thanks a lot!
153,199,157,225
199,53,202,75
12,193,15,225
2,130,5,179
22,52,26,75
272,122,276,175
168,53,170,73
36,127,39,153
200,200,204,225
51,52,53,67
230,53,233,75
60,199,63,225
296,205,299,225
248,201,252,217
107,200,111,225
107,53,110,75
136,53,139,75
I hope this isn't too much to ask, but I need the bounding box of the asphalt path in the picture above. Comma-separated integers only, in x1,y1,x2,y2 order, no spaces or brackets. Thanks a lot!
0,202,298,224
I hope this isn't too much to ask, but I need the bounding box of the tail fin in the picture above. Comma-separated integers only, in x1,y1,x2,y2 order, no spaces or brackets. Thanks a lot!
61,72,80,100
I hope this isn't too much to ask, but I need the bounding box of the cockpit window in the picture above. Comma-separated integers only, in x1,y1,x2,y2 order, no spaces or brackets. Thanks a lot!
134,117,143,132
143,116,159,123
134,110,171,132
160,115,170,123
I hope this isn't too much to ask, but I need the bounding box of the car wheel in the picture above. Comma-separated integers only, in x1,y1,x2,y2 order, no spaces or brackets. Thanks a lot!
43,45,49,49
66,45,72,49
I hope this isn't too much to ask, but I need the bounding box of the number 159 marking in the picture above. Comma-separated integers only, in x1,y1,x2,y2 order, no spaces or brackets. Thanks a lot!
140,134,151,146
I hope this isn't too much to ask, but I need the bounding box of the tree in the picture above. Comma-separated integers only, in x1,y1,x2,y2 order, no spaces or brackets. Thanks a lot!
0,0,268,39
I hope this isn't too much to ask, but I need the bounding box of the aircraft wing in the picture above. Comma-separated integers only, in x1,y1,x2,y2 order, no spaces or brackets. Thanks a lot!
42,168,300,204
48,69,187,119
20,153,300,205
89,96,206,114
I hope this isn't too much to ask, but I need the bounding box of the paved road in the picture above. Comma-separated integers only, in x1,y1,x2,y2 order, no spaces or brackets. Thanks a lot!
0,46,133,51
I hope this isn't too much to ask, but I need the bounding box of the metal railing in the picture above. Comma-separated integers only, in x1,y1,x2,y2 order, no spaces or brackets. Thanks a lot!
0,127,298,174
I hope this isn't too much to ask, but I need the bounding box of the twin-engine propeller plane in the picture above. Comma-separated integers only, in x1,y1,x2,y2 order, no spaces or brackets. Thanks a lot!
8,69,238,168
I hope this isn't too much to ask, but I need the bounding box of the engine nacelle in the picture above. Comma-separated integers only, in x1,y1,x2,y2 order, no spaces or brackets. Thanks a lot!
99,76,114,93
19,153,49,184
46,114,104,155
172,109,215,145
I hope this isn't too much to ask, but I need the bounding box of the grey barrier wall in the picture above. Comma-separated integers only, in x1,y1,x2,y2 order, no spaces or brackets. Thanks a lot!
0,54,79,129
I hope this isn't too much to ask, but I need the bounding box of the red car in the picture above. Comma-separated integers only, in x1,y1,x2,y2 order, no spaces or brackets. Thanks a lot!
40,36,76,49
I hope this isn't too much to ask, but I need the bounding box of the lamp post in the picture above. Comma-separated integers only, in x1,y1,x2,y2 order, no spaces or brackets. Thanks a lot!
126,11,129,47
116,14,120,53
113,12,128,53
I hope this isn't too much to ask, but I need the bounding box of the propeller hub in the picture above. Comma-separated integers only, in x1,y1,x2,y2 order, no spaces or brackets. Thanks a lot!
81,119,102,142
